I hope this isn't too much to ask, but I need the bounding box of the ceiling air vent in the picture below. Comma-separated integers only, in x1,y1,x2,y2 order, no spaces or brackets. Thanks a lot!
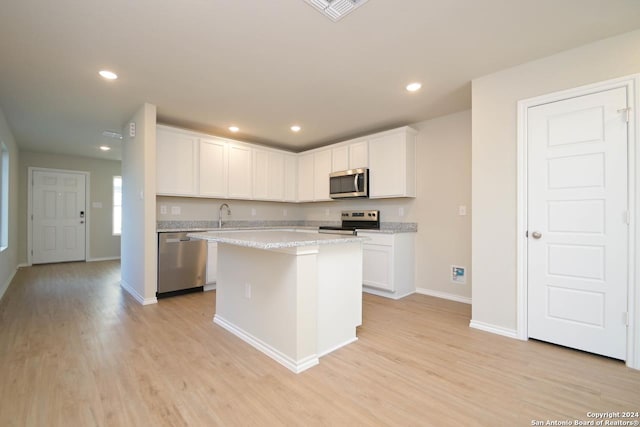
304,0,369,22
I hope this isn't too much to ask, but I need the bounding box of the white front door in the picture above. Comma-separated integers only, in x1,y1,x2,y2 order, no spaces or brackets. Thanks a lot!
32,170,86,264
527,87,629,360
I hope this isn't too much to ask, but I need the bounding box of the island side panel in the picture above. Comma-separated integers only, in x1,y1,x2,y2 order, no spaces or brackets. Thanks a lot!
214,243,319,371
316,242,363,356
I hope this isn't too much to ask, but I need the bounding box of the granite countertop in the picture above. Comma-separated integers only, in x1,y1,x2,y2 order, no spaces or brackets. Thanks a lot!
188,230,367,250
158,220,417,234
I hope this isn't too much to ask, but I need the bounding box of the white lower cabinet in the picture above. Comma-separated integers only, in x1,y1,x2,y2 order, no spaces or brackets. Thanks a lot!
360,232,415,299
206,241,218,285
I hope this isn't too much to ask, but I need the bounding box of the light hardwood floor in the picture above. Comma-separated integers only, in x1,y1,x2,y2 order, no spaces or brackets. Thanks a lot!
0,261,639,426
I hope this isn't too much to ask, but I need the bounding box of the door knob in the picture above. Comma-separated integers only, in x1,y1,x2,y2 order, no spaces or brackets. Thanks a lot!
531,231,542,239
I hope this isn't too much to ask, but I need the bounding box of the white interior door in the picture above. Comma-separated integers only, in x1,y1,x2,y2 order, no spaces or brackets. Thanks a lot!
32,170,86,264
527,87,629,360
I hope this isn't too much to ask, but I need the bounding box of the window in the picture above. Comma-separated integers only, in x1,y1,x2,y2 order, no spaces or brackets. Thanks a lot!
0,142,8,250
113,176,122,236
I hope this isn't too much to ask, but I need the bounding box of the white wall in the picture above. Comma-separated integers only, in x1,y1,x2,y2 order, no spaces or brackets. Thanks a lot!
121,103,157,304
471,29,640,332
413,110,471,301
17,151,121,263
0,107,19,300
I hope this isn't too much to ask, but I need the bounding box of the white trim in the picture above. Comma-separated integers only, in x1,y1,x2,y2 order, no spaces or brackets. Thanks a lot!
317,337,358,358
469,320,519,339
415,287,472,304
17,263,29,268
214,314,319,373
27,167,91,265
203,283,216,291
363,287,414,300
120,279,158,305
0,266,17,301
516,74,640,369
86,256,121,262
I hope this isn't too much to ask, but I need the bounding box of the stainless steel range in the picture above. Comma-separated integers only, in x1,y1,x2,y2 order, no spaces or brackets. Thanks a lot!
318,210,380,235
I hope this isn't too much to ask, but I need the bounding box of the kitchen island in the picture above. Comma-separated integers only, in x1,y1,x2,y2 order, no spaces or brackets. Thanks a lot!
188,230,366,373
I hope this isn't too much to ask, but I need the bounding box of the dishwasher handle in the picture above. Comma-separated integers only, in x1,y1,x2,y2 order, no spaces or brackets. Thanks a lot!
164,237,192,243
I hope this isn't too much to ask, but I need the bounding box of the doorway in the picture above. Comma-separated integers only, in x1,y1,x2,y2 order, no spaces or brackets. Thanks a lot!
516,75,639,368
28,168,89,264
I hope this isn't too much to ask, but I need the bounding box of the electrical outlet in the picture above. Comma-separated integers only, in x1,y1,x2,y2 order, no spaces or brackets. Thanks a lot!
251,208,256,216
325,209,330,216
160,205,167,215
245,283,252,299
171,206,181,215
283,209,288,217
398,207,405,217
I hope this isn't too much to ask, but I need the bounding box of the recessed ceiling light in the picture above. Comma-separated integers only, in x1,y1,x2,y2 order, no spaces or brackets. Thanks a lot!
99,145,111,151
99,70,118,80
229,126,239,132
290,125,301,132
406,82,422,92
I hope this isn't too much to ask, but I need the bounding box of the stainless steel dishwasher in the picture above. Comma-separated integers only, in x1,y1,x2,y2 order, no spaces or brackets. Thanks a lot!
157,232,207,298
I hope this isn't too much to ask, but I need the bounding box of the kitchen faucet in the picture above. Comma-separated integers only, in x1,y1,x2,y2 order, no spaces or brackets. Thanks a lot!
218,203,231,228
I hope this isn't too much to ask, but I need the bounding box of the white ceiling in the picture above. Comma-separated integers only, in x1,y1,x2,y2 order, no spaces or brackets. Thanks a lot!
1,0,640,161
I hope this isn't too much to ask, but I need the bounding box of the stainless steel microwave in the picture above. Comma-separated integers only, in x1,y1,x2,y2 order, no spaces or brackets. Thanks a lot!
329,168,369,199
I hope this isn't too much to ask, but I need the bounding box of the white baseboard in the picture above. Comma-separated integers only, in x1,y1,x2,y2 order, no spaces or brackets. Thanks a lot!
214,314,319,373
415,287,472,304
87,256,121,262
120,279,157,305
318,337,358,358
363,287,415,300
203,283,216,292
469,320,518,339
17,263,29,268
0,267,18,302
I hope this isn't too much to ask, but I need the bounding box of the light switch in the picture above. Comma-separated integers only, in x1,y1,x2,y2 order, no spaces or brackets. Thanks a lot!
92,202,103,209
458,205,467,216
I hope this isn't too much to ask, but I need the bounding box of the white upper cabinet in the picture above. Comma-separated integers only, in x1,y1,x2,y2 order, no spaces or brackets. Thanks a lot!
156,126,199,196
313,149,332,201
283,154,297,202
368,127,417,198
331,146,349,172
297,153,314,202
253,149,269,200
298,149,334,202
331,140,368,172
227,143,253,199
199,137,227,197
349,141,368,169
254,149,285,201
156,124,415,202
267,151,285,201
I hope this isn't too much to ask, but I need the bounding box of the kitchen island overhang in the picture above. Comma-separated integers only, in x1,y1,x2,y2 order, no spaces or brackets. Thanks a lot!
188,230,367,373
